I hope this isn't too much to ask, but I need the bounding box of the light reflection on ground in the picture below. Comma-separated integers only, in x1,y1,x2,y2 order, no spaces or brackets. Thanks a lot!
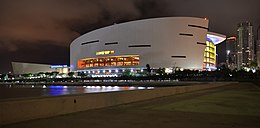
0,85,154,99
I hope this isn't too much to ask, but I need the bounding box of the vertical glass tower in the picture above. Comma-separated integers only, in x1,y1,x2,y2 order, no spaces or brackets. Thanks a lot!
237,22,254,69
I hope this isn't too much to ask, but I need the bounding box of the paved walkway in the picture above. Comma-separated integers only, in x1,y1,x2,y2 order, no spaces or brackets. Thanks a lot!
2,82,260,128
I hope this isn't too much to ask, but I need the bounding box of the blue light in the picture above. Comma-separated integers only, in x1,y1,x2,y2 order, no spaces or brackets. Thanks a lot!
207,34,226,45
206,66,217,70
208,36,221,43
48,85,66,96
50,65,68,68
49,86,65,89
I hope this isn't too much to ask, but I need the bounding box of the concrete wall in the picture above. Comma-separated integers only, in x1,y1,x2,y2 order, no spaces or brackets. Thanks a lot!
0,83,230,125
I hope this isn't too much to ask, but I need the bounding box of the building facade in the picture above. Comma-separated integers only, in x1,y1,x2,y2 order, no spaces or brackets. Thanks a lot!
70,17,226,75
203,32,226,70
203,38,216,69
226,37,237,70
236,22,254,69
257,40,260,68
70,17,210,74
257,25,260,68
12,62,70,75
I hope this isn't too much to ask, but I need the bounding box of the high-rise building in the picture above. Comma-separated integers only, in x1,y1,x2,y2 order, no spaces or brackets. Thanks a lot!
257,25,260,68
236,22,254,69
226,37,237,70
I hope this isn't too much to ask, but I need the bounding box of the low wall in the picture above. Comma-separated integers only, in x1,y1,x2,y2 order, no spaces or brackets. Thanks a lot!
0,82,231,125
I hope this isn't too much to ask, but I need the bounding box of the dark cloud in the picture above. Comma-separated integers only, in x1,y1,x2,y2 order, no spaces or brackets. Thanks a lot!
0,0,259,73
0,42,69,73
0,0,141,49
0,0,144,73
164,0,260,36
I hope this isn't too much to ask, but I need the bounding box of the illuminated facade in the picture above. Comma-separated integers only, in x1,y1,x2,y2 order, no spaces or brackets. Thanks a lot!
257,26,260,68
203,38,216,69
203,32,226,70
78,55,140,68
70,17,227,75
237,22,254,69
257,40,260,68
226,37,237,70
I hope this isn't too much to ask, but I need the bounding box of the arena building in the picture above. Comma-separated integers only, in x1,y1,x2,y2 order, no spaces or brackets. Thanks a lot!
12,62,70,75
70,17,225,76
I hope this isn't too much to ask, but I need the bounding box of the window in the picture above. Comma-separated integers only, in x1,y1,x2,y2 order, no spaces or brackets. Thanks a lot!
78,55,140,68
111,62,117,66
117,62,123,66
124,62,132,66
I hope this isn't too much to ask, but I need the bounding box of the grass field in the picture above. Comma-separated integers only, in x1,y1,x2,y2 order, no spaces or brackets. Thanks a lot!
145,83,260,116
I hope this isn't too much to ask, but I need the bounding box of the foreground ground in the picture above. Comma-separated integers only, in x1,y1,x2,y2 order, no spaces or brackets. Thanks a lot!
2,82,260,128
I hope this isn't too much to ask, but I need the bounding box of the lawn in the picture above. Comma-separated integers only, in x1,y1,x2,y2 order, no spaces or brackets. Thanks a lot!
146,85,260,116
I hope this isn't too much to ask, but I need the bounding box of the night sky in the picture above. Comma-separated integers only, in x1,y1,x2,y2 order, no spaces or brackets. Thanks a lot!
0,0,259,73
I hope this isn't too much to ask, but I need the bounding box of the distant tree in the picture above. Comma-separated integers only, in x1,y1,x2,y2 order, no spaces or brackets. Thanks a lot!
68,72,75,78
156,68,165,76
49,71,59,78
122,69,131,76
45,72,51,76
37,72,46,78
77,72,85,78
218,64,230,72
146,64,151,75
0,74,3,79
21,73,32,78
37,72,43,74
250,61,258,68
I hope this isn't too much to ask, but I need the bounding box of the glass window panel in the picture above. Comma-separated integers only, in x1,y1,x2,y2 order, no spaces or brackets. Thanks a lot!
78,55,140,68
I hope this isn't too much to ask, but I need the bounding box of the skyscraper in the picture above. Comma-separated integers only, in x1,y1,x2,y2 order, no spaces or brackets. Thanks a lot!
226,37,237,70
236,22,254,69
257,25,260,68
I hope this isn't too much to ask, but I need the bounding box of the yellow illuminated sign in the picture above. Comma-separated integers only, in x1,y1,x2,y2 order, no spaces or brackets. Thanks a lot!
96,50,115,55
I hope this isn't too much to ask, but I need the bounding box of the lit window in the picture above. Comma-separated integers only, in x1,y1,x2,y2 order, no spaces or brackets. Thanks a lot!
78,55,140,68
111,62,116,66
